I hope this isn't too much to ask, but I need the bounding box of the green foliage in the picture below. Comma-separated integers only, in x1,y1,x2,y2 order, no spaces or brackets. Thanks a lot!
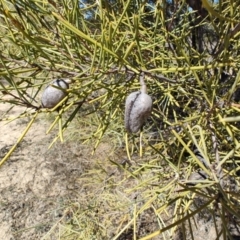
1,0,240,239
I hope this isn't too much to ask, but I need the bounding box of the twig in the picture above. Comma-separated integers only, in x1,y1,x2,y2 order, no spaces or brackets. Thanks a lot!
209,123,223,187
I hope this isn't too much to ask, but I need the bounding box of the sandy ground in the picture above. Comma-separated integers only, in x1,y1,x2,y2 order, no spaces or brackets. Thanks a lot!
0,103,98,239
1,103,240,240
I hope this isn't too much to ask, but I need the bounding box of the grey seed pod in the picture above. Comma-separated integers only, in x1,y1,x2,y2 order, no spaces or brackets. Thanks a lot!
125,73,152,133
41,79,70,108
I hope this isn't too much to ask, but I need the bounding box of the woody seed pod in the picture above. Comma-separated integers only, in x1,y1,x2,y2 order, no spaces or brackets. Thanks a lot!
125,73,152,133
41,79,70,108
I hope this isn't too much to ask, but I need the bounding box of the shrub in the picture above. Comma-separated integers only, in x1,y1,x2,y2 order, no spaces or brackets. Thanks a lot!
1,0,240,239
